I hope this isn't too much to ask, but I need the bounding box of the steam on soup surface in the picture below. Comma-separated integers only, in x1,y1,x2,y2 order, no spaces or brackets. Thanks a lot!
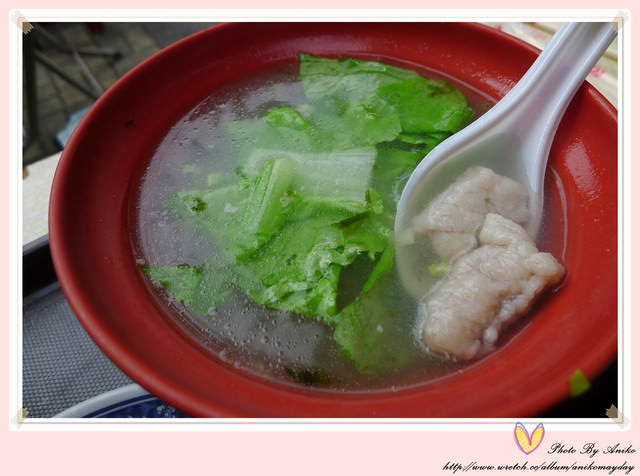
134,53,514,390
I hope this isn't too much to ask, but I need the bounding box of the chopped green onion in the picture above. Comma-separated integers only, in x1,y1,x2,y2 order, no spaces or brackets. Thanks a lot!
569,369,591,397
428,262,450,278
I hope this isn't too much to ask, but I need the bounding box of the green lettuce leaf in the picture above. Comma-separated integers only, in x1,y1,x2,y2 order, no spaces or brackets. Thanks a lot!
139,261,233,316
332,247,422,374
141,53,475,375
376,76,474,134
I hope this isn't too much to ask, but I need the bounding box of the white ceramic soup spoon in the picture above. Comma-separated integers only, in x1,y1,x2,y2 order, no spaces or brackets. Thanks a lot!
394,22,618,299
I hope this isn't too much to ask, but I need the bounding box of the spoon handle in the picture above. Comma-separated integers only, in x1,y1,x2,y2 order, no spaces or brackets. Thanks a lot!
502,22,617,139
490,22,618,237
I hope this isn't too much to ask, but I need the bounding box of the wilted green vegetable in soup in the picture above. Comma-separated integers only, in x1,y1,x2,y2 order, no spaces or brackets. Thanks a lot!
136,53,558,389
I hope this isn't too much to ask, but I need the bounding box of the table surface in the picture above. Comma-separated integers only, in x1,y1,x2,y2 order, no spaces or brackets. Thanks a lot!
21,22,619,418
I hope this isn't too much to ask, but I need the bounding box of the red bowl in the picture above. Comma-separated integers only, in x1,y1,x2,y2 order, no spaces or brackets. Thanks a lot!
49,22,617,417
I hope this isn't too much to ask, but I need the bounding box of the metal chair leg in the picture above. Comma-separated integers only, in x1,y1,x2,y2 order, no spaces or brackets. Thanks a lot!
31,23,122,99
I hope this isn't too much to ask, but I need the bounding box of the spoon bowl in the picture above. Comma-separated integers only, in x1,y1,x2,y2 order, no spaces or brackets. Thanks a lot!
395,21,618,298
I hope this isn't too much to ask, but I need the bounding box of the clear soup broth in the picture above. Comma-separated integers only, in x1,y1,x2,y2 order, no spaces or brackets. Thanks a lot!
133,56,536,392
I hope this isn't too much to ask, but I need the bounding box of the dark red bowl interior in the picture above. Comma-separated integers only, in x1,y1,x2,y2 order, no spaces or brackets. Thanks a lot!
49,22,617,417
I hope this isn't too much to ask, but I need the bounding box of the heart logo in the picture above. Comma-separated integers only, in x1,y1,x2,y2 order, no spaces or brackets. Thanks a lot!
514,423,545,454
